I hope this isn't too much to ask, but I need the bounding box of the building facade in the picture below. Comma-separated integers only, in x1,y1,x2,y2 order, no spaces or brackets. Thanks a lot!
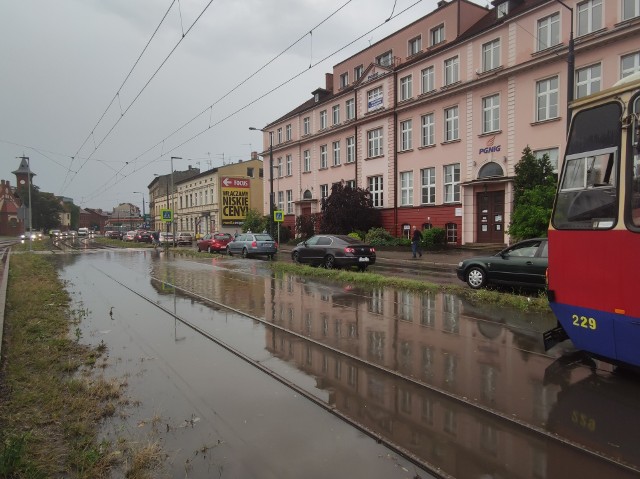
258,0,640,244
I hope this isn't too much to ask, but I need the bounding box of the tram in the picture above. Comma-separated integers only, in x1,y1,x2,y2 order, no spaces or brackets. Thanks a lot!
545,72,640,369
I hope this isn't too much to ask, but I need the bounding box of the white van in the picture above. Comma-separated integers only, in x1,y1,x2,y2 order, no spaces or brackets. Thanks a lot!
78,227,89,236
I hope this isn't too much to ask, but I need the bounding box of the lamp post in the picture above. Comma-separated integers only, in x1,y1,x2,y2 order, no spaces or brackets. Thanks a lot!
555,0,574,134
133,191,145,227
170,157,181,244
249,127,274,235
18,156,33,252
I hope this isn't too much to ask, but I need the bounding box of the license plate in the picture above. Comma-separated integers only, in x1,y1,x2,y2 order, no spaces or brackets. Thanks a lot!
358,257,369,262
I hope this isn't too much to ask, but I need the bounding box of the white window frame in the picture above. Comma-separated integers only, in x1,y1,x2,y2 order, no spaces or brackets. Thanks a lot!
320,184,328,199
368,176,384,207
444,163,460,203
303,117,310,135
497,2,509,18
285,124,291,141
340,72,349,88
623,0,640,21
444,56,459,85
367,86,383,112
421,167,436,204
286,190,293,214
346,136,355,163
303,150,311,172
421,66,435,93
408,36,422,56
536,76,559,122
482,39,500,72
400,119,412,151
431,24,444,46
277,191,284,211
577,0,602,37
277,157,282,178
400,171,413,206
482,94,500,133
421,113,435,147
621,52,640,78
332,141,341,166
400,75,413,101
332,105,340,125
575,63,601,98
286,154,292,176
367,128,383,157
377,51,393,67
320,145,328,169
346,99,355,120
354,65,364,81
444,106,459,141
537,13,560,51
534,147,560,172
320,110,327,129
277,128,282,144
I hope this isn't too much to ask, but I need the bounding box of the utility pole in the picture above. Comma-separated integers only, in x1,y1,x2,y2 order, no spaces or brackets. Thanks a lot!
18,156,32,252
170,157,182,245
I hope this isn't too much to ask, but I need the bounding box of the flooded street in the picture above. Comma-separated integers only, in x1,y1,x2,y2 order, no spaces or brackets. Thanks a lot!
57,250,640,478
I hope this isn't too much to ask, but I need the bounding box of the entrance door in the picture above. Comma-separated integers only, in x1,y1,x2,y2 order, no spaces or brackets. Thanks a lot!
476,191,504,243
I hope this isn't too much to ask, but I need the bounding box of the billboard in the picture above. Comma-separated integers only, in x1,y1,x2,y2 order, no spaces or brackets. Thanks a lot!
221,177,250,226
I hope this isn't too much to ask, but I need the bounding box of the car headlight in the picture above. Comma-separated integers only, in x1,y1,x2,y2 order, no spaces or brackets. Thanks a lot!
458,261,464,267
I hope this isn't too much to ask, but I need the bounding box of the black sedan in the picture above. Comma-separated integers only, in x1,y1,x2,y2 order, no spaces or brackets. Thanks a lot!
291,235,376,271
456,238,548,289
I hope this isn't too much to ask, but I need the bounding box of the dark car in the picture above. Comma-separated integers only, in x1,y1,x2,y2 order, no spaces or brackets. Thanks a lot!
197,232,232,253
291,234,376,271
134,230,153,243
456,238,548,289
227,232,277,259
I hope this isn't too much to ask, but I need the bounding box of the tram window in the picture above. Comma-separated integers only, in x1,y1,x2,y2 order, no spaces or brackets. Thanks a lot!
631,96,640,227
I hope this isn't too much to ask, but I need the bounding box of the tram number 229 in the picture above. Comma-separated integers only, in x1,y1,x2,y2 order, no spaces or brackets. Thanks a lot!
572,314,597,330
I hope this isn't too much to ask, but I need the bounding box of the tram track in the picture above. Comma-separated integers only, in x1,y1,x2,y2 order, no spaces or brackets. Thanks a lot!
92,263,640,478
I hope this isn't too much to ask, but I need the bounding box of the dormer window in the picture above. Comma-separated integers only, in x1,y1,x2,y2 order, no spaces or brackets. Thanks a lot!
314,93,320,102
497,2,509,18
376,51,393,67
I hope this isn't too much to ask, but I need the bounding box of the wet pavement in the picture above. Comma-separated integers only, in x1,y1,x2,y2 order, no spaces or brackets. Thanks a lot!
51,249,640,478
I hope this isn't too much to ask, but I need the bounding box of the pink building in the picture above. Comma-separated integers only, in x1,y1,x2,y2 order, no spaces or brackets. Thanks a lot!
258,0,640,245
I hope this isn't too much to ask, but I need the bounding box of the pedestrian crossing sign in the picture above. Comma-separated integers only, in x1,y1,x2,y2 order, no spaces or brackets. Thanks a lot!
161,209,173,222
274,210,284,222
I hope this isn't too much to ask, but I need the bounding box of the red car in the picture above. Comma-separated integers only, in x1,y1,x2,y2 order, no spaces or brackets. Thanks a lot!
197,233,232,253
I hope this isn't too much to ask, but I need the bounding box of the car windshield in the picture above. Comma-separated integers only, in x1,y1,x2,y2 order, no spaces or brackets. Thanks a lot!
255,234,273,241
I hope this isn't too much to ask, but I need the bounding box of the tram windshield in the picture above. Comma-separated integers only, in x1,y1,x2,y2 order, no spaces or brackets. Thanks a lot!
631,95,640,227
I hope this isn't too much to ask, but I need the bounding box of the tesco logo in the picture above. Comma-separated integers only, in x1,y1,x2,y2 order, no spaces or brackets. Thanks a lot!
479,145,501,154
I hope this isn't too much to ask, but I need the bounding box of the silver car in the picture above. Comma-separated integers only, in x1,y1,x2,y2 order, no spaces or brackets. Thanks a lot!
227,233,277,259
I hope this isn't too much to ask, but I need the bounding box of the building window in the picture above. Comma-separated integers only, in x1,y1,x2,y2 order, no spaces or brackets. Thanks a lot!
367,128,383,157
368,176,384,207
346,180,355,189
286,154,292,176
277,128,282,144
346,137,355,163
320,145,328,168
536,76,559,121
575,63,601,98
534,147,559,172
421,167,436,204
421,66,435,93
482,39,500,72
332,141,341,166
247,167,254,178
621,52,640,78
346,98,355,120
277,157,282,178
497,2,509,18
354,64,364,80
577,0,602,37
367,86,383,112
400,119,412,151
623,0,640,20
537,13,559,51
444,163,460,203
444,56,459,85
286,190,293,214
430,24,444,46
285,124,291,141
320,110,327,129
332,105,340,125
421,113,435,146
277,191,284,211
303,150,311,172
408,36,422,56
444,106,459,141
376,50,393,67
446,223,458,243
482,94,500,133
340,72,349,88
320,184,328,199
303,117,310,135
400,171,413,206
400,75,413,101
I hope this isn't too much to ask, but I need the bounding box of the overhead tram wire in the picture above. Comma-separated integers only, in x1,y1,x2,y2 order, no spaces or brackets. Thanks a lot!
62,0,177,193
62,0,218,195
81,0,424,205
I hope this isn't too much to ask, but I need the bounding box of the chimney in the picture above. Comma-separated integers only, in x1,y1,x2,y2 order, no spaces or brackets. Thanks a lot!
437,0,447,7
325,73,334,92
251,151,258,160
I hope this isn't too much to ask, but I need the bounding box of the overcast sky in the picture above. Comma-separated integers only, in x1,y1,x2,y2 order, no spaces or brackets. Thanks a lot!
1,0,487,212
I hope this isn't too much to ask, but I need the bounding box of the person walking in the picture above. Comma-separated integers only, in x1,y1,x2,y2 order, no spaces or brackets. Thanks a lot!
411,225,423,258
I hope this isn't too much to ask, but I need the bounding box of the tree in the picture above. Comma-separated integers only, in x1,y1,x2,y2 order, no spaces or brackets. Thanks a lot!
242,208,268,233
319,182,381,234
15,185,64,232
509,146,557,241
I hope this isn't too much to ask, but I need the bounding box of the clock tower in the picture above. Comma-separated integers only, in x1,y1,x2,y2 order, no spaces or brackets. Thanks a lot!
12,156,36,188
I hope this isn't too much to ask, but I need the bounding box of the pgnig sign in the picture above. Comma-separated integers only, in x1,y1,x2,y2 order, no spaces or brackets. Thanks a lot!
221,177,250,226
479,145,501,154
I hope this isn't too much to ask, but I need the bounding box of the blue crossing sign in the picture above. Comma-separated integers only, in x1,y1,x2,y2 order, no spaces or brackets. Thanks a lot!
161,209,173,223
274,210,284,222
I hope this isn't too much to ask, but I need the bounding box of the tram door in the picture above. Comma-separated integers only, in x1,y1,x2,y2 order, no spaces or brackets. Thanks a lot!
476,191,504,243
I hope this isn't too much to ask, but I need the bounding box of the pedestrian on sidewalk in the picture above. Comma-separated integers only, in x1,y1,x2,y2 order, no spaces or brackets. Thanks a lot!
411,225,423,258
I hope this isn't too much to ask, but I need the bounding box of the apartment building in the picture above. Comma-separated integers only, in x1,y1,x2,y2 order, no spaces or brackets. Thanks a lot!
258,0,640,244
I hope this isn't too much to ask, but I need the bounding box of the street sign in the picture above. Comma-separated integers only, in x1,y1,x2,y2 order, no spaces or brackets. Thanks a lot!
161,209,173,223
274,210,284,222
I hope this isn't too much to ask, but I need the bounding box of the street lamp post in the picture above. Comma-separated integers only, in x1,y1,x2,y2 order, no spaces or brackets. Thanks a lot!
249,127,274,235
555,0,574,134
170,157,181,244
133,191,145,227
18,156,33,252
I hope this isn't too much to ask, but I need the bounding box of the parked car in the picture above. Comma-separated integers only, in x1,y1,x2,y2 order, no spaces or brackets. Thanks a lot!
175,232,193,246
105,230,120,239
227,232,277,259
197,232,232,253
158,232,175,245
456,238,548,290
49,229,61,238
291,234,376,271
123,231,137,242
78,227,89,237
134,230,153,243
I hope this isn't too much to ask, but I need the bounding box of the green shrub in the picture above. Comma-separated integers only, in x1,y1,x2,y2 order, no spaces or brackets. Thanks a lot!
348,232,362,240
365,227,395,245
423,227,446,248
